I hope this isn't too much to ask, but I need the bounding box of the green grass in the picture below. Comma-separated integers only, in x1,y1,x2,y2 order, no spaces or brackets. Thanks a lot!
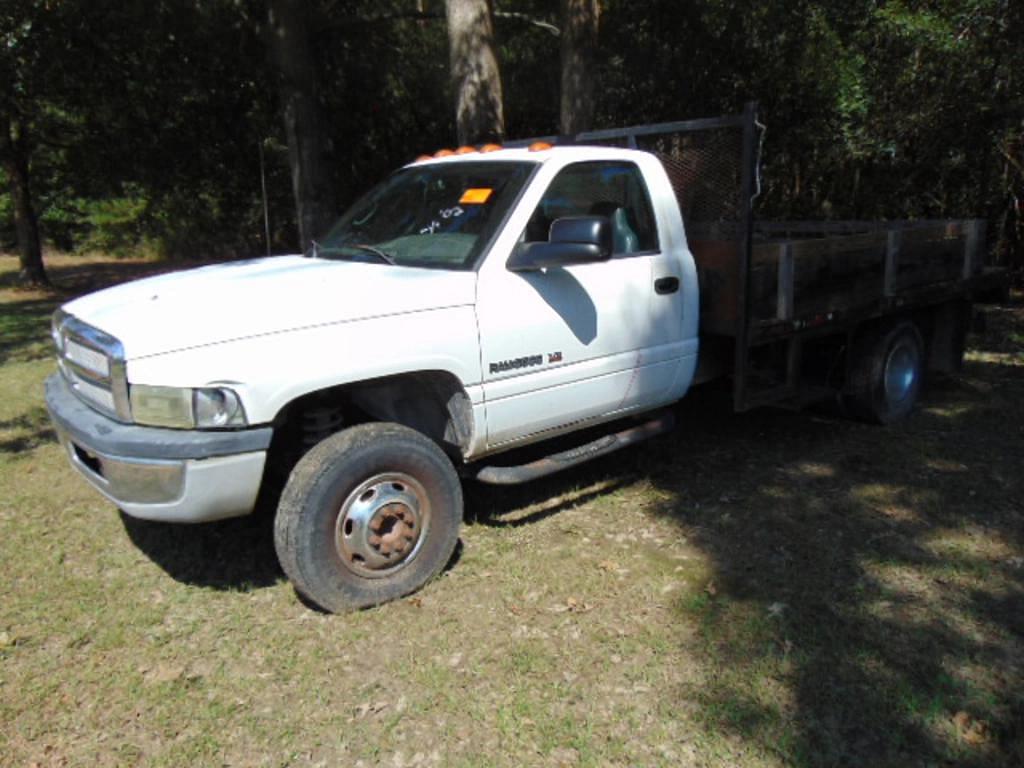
2,253,1023,766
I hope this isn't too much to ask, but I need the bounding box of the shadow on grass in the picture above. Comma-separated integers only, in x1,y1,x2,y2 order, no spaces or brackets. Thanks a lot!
122,486,468,602
468,345,1024,765
650,373,1022,767
120,508,284,591
120,477,288,591
0,296,61,366
0,407,57,454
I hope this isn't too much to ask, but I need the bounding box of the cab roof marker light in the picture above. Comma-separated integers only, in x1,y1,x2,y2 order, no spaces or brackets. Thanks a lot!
434,148,455,158
480,143,503,153
528,141,553,152
455,146,476,155
414,154,433,162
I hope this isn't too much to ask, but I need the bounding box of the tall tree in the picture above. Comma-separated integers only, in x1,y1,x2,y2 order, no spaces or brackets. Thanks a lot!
559,0,599,136
0,1,50,286
0,113,45,285
267,0,337,251
446,0,505,145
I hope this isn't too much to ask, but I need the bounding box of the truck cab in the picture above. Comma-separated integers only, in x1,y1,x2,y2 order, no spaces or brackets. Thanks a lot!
45,143,700,612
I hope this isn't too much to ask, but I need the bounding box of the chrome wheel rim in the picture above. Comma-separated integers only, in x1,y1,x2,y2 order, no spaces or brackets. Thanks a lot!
884,341,917,404
335,472,430,578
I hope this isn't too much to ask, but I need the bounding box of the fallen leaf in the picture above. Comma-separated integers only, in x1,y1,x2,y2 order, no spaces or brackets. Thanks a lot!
705,581,718,597
354,701,389,719
953,711,991,745
965,721,990,745
0,631,12,648
566,597,593,613
146,664,185,684
597,559,620,573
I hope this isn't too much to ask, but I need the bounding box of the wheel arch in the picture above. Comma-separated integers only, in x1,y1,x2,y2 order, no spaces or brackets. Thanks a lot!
846,299,970,377
269,369,476,460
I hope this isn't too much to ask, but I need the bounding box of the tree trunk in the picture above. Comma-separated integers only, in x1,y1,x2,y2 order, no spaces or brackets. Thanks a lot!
559,0,599,136
0,115,47,286
446,0,505,146
266,0,336,252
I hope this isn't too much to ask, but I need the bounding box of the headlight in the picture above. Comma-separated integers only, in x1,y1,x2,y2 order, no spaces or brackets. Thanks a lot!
130,385,247,429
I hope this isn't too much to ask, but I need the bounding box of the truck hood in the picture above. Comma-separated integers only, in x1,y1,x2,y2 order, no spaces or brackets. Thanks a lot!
63,255,478,359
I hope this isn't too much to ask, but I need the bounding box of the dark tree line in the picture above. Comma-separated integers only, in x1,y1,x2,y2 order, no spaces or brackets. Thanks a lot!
2,0,1022,286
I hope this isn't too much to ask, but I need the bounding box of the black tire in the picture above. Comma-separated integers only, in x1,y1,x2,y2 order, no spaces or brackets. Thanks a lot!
274,422,462,612
844,321,925,424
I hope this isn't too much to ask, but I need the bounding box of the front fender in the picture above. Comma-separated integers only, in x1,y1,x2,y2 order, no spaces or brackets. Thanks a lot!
124,306,484,424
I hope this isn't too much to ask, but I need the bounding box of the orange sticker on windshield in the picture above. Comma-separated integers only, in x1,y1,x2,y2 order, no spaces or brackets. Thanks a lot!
460,188,493,204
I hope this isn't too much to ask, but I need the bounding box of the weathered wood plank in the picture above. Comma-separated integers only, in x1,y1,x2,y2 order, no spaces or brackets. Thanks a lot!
776,243,794,321
884,230,901,297
690,239,741,336
693,219,977,337
964,220,985,278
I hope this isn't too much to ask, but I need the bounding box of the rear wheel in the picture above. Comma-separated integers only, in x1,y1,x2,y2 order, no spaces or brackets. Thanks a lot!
274,422,462,612
845,321,925,424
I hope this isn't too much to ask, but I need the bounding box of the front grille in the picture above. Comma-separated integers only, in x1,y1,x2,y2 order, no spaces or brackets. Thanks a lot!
54,314,130,421
64,337,110,377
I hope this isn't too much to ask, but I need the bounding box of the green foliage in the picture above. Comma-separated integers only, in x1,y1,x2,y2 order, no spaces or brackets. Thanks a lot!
76,194,147,257
0,0,1020,265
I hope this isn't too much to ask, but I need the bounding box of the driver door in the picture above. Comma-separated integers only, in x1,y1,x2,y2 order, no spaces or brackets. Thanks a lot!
476,160,673,449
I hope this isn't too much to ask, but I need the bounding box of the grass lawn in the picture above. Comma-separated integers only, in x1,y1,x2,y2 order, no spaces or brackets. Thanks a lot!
1,253,1022,767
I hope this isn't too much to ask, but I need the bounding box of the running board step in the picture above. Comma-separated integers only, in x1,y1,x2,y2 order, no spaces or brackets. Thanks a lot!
472,410,676,485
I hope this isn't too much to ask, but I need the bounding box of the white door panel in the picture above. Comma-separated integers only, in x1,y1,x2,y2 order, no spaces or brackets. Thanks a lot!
477,255,656,444
485,357,684,447
474,155,696,451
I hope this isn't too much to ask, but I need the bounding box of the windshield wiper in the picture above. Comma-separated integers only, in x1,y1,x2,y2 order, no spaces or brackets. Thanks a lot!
308,241,397,265
349,243,396,265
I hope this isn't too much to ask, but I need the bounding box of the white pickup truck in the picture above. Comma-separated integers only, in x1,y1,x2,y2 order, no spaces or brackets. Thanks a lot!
45,107,996,611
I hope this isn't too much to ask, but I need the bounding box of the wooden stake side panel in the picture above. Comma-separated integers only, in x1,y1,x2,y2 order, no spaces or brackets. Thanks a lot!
691,239,741,336
690,220,980,338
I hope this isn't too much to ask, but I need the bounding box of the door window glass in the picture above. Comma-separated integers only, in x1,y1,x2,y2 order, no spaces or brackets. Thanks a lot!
523,161,658,255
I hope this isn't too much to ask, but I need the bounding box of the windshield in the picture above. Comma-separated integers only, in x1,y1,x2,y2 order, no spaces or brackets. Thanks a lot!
312,160,536,270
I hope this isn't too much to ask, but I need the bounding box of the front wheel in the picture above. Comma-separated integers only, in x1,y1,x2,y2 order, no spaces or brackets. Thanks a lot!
274,423,462,612
844,321,925,424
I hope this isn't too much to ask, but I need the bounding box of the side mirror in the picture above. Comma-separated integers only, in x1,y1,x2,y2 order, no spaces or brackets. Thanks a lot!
507,216,613,272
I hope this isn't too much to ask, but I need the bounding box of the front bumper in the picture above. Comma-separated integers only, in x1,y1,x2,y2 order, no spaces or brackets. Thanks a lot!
45,374,273,523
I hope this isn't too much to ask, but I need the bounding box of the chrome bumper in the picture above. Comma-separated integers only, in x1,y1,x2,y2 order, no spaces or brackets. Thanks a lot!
45,374,272,523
